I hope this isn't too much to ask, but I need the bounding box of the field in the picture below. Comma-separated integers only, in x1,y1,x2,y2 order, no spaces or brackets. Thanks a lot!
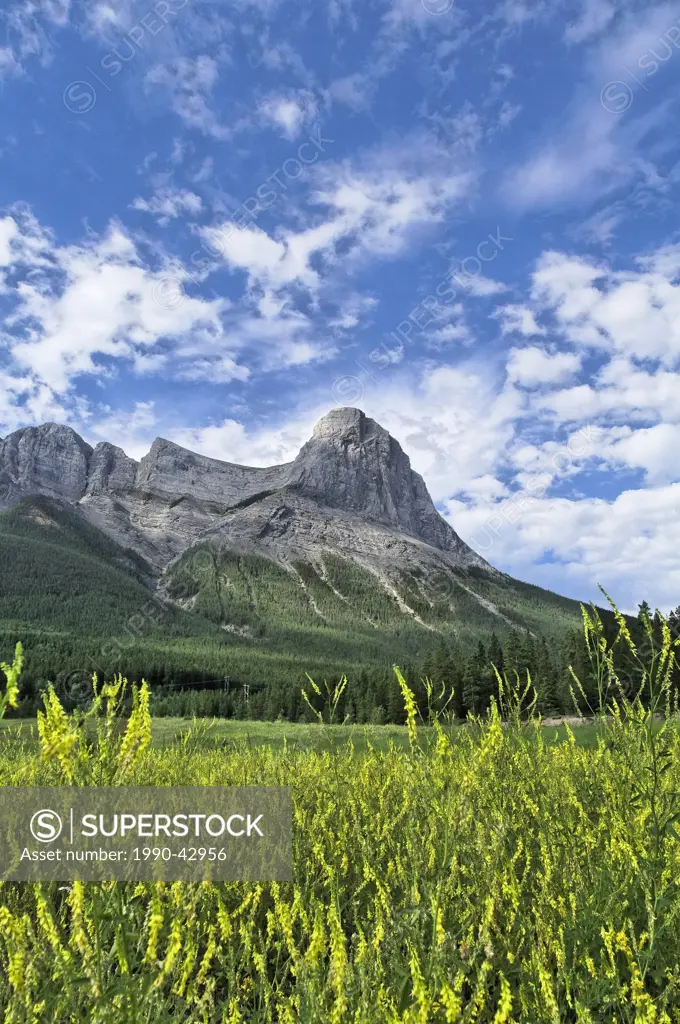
1,606,680,1022
0,715,604,753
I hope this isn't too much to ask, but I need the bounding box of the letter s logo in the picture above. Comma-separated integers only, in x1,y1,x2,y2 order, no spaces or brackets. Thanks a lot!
30,809,63,843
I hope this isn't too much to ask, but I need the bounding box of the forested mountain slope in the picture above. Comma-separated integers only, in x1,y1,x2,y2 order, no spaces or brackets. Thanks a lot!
0,408,585,700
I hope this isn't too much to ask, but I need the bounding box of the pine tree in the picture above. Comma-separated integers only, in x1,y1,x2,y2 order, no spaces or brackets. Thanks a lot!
535,636,558,715
387,680,405,724
463,641,487,716
503,631,522,675
426,641,455,719
488,632,504,675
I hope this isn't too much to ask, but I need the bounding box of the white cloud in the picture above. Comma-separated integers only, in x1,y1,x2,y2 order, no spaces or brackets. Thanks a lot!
460,274,508,297
427,322,472,346
594,2,680,81
86,401,158,459
497,100,521,129
353,364,522,505
536,357,680,425
502,104,622,208
132,188,203,225
177,354,251,384
494,303,545,336
573,204,624,246
258,90,318,139
203,144,472,300
328,73,373,112
85,1,133,35
192,157,214,183
0,370,71,436
0,0,71,73
328,293,378,330
383,0,464,32
171,362,520,507
170,414,316,469
0,47,21,79
603,422,680,484
506,345,582,386
0,216,19,265
206,223,288,280
1,212,231,393
503,4,680,209
444,483,680,612
531,247,680,365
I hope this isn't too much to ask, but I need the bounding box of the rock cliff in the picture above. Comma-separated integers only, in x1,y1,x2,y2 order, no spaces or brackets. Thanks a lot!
86,443,138,495
286,408,467,554
0,409,489,576
0,424,92,506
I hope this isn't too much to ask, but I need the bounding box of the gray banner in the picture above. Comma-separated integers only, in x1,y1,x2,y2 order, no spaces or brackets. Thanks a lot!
0,786,292,881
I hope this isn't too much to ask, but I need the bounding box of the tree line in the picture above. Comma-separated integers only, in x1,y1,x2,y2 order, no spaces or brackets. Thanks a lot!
8,601,676,723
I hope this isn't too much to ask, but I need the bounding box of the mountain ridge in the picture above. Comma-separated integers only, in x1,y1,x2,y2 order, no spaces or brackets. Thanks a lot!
0,408,489,575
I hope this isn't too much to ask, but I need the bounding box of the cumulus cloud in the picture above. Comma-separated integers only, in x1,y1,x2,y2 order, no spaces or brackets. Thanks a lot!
494,303,545,336
444,483,680,612
531,247,680,365
203,140,472,302
85,401,158,460
170,414,316,468
0,210,230,393
506,345,582,386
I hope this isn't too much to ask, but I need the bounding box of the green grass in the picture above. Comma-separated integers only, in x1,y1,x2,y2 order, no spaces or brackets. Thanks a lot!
0,714,603,752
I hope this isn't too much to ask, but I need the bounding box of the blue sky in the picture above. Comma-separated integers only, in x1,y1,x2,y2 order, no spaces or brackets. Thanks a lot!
2,0,680,612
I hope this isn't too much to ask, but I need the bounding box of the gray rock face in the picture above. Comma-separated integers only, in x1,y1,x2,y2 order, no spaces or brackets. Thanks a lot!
135,438,289,505
86,443,138,495
0,423,92,507
198,489,484,577
0,408,489,577
286,408,465,554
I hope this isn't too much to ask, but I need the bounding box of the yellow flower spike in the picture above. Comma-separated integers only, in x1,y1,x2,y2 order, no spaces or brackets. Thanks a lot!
145,885,165,964
0,906,27,994
492,973,514,1024
0,641,23,714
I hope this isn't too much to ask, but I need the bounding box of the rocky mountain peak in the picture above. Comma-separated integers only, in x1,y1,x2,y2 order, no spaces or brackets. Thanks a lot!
310,407,389,443
286,407,461,553
0,422,92,505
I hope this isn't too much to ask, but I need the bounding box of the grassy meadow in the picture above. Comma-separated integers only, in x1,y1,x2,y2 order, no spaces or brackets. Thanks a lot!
1,604,680,1021
0,714,604,753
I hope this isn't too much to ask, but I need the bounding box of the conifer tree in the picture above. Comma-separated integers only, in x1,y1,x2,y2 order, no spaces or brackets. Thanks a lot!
463,641,487,716
535,636,559,715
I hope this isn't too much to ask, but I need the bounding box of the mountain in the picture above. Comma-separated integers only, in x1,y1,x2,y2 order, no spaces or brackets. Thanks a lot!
1,409,486,572
0,409,584,696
